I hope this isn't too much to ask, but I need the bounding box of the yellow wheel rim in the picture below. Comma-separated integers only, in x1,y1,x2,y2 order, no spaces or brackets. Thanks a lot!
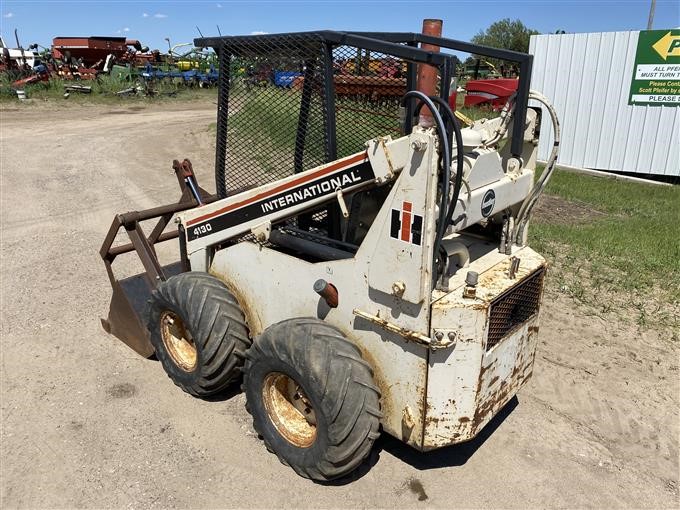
262,372,317,448
160,311,197,372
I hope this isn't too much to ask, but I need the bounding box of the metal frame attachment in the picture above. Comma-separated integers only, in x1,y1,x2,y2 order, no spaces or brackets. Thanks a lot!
99,160,216,356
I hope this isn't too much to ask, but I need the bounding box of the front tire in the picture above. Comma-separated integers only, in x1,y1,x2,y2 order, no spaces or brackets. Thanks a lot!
147,272,250,397
243,318,381,481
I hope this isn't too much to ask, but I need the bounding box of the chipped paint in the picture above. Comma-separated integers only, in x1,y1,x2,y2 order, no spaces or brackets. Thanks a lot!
352,308,432,346
423,247,546,450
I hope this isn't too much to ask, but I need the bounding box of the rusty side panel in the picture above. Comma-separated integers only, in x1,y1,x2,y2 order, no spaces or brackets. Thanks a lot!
424,303,487,448
423,247,546,450
471,319,540,434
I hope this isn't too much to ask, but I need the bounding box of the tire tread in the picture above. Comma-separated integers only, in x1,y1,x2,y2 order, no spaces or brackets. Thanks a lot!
243,317,381,481
147,272,251,397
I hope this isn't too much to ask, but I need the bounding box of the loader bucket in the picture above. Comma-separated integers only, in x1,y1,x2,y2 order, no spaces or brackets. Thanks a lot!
99,159,216,357
101,276,155,357
101,262,184,357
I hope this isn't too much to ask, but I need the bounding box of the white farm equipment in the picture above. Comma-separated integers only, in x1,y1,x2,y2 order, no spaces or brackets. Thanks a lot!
100,29,560,481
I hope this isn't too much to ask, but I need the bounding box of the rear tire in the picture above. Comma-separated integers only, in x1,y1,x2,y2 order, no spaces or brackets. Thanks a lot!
148,272,250,397
243,318,381,481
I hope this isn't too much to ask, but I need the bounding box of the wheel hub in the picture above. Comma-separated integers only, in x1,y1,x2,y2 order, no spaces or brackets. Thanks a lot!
262,372,317,448
160,311,197,372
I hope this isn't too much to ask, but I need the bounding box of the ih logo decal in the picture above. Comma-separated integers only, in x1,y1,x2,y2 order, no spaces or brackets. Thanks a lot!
390,201,423,246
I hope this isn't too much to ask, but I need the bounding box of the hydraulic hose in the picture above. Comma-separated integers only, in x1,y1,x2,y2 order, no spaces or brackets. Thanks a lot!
424,96,465,232
513,90,561,245
401,91,451,260
484,92,517,147
411,94,465,277
405,88,560,269
413,96,465,252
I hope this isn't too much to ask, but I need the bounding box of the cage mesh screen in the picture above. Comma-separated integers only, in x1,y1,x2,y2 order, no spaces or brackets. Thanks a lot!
214,35,416,202
332,46,406,159
216,35,329,197
210,33,459,244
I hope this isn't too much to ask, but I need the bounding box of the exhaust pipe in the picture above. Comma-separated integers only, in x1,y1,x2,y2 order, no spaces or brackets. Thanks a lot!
416,19,442,127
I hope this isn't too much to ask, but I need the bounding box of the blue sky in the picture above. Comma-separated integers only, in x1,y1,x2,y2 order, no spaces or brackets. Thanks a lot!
1,1,679,52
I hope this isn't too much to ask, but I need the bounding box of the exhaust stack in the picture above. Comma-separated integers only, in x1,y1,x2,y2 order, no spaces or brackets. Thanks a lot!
417,19,443,127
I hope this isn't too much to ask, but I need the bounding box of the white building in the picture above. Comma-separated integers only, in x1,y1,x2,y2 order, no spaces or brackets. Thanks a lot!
529,31,679,178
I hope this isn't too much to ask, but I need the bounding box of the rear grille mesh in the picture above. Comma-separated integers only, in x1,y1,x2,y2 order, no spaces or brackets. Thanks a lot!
487,268,545,350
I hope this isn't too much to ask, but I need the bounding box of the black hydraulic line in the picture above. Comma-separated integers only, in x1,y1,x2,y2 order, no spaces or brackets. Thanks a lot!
421,96,465,232
400,91,450,264
413,95,465,242
414,98,453,228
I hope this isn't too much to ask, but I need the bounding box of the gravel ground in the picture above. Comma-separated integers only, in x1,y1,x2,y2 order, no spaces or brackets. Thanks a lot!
1,101,678,509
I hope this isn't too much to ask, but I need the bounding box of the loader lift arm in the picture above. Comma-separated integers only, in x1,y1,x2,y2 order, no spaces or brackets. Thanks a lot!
99,160,216,356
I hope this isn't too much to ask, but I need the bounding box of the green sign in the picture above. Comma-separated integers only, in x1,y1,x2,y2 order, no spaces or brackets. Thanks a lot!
628,29,680,106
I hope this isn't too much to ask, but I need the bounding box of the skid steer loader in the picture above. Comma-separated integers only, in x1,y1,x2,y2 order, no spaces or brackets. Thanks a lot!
100,30,560,481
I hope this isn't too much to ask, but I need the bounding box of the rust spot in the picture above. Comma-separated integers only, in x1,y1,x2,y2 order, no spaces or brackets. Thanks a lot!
473,384,513,428
424,415,441,426
472,348,535,431
433,299,488,312
528,325,540,334
479,360,495,378
360,313,429,345
460,336,478,343
489,375,499,386
458,416,470,423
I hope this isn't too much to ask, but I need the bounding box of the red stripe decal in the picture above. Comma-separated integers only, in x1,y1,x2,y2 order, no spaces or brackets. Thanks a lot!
400,201,412,242
187,152,368,227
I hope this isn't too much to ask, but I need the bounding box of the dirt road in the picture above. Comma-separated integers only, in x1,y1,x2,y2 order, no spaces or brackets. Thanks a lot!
1,101,678,509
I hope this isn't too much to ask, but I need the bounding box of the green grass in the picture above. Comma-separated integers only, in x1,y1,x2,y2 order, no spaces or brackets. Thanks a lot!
228,86,317,173
531,169,680,330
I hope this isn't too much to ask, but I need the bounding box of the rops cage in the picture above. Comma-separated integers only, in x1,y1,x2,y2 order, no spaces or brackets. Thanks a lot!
194,31,533,242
